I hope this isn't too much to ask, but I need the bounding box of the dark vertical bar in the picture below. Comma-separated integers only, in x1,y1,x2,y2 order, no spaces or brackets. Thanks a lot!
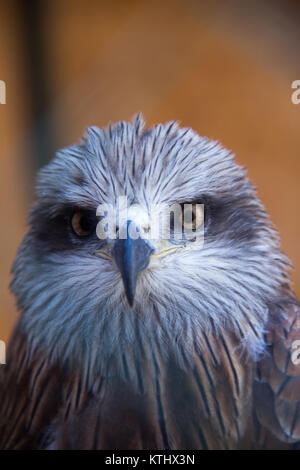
16,0,54,171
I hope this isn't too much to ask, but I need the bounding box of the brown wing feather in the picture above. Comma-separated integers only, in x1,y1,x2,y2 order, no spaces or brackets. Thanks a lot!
254,301,300,446
0,326,68,449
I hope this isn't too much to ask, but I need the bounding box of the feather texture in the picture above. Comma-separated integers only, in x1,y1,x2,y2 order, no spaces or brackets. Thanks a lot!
1,115,299,449
0,301,299,449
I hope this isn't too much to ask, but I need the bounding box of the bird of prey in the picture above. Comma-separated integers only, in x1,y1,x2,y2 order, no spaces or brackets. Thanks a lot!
0,114,299,450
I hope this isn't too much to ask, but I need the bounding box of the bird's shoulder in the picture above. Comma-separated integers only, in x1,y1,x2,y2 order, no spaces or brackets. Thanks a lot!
254,299,300,446
0,325,91,449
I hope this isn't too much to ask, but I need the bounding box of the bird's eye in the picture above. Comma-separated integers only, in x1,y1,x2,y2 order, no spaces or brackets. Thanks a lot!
182,204,204,231
71,211,94,237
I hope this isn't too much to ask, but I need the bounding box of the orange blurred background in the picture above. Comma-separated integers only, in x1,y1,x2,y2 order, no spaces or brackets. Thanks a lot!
0,0,300,343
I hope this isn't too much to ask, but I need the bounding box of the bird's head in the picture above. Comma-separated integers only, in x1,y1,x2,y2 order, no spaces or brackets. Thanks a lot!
11,115,291,376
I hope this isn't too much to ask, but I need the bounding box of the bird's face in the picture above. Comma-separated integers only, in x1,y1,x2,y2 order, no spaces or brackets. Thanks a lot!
11,116,290,374
90,194,205,306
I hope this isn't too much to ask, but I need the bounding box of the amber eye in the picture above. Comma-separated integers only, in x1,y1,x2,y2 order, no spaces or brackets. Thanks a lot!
182,204,204,231
71,211,94,237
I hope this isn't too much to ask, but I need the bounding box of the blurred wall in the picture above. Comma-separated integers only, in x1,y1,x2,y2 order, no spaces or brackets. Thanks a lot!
0,0,300,342
0,2,29,341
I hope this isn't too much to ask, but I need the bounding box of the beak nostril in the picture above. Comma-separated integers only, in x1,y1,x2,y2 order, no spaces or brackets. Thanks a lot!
142,225,151,233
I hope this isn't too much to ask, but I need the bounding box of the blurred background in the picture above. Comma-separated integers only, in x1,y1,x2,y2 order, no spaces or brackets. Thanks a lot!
0,0,300,342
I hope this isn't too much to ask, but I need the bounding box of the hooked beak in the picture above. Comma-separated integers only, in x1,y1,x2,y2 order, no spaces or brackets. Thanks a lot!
111,221,154,306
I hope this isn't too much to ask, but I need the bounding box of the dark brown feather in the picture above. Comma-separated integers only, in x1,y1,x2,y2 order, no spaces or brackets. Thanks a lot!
254,302,300,446
1,301,299,449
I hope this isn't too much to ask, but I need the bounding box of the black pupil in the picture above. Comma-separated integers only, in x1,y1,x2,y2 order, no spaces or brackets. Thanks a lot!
79,213,95,232
80,213,93,232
